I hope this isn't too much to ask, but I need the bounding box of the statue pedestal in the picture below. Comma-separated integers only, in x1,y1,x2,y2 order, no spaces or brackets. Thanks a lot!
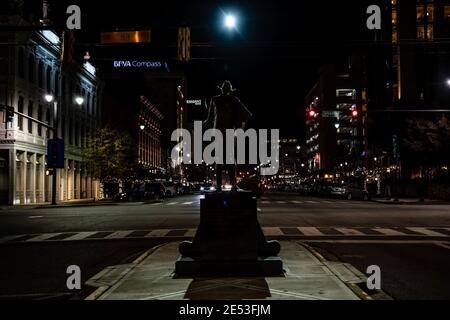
175,191,283,276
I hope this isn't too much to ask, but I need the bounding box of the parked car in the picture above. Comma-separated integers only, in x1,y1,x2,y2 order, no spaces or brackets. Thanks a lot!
344,184,371,200
161,181,177,197
114,182,163,201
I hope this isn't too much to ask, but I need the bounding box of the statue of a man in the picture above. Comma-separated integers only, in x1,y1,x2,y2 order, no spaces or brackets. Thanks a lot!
204,80,252,190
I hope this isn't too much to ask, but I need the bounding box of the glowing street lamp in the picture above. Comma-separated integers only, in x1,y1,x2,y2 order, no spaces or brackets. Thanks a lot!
44,94,54,103
75,96,84,106
224,14,237,29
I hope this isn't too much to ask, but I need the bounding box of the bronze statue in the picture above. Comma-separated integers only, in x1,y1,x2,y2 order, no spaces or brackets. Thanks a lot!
203,80,252,190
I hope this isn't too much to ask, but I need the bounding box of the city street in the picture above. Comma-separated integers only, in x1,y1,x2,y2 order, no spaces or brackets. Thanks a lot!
1,192,449,299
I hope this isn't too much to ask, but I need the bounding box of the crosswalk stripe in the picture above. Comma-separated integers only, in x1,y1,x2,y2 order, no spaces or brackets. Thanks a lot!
297,227,323,236
105,231,134,239
26,233,61,242
262,227,283,236
0,234,26,243
321,201,332,203
167,202,179,205
261,201,271,204
145,229,169,237
185,229,196,237
276,201,287,204
373,228,406,236
63,231,98,241
182,201,195,205
305,201,317,204
406,227,447,237
335,228,364,236
291,201,303,204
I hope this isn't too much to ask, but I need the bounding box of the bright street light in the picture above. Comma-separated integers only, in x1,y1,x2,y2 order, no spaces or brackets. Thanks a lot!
447,79,450,87
139,124,145,130
75,96,84,105
44,94,54,103
224,14,236,29
334,123,340,129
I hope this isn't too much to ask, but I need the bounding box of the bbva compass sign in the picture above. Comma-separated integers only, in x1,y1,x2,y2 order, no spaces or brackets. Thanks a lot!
113,60,169,71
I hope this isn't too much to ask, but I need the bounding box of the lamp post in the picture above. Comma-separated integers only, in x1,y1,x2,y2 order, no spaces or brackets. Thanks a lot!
44,94,58,205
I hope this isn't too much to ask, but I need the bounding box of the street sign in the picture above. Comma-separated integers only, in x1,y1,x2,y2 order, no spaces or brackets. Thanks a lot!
100,30,151,44
47,139,64,168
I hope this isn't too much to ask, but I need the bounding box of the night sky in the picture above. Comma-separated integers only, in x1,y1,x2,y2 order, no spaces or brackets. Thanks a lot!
20,0,379,138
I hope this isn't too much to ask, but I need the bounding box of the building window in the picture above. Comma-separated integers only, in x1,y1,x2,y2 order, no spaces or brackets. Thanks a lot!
28,101,33,134
18,96,24,130
38,61,44,88
28,54,35,83
38,105,43,136
46,66,52,92
18,47,25,78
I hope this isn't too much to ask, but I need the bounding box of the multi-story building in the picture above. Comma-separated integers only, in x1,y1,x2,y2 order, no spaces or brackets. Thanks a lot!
0,27,102,205
305,65,366,173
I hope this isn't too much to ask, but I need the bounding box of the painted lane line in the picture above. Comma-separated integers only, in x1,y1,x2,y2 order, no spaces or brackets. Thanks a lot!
305,201,317,204
297,227,323,236
262,227,283,236
406,227,447,237
105,231,134,239
276,201,287,204
26,233,62,242
0,234,27,243
291,201,303,204
145,229,170,237
167,202,179,205
28,216,44,219
335,228,365,236
261,201,271,204
372,228,406,236
182,201,194,205
63,231,98,241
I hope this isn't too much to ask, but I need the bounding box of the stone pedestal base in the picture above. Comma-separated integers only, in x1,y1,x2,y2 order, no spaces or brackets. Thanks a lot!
175,191,283,276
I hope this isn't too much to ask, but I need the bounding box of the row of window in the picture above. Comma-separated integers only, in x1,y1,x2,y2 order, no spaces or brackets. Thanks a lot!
16,95,93,148
17,47,98,117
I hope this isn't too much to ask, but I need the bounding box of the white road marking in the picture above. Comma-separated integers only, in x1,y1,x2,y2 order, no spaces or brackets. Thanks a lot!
257,208,262,212
63,231,98,241
406,227,447,237
297,227,323,236
276,201,287,204
26,233,61,242
321,201,332,203
373,228,406,236
185,229,196,237
291,201,303,204
182,201,194,205
145,229,169,237
28,215,43,219
261,201,271,204
262,227,283,236
434,242,450,250
335,228,365,236
167,202,179,205
305,201,317,204
0,234,26,243
105,231,134,239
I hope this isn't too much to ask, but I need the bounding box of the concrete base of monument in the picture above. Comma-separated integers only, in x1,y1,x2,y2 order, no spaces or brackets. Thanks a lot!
175,256,284,276
174,190,283,276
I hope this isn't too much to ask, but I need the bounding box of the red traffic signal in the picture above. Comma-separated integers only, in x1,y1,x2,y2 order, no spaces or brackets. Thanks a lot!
308,109,317,118
351,110,358,117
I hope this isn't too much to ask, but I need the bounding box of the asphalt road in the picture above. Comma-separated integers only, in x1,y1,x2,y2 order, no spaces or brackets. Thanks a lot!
0,192,449,299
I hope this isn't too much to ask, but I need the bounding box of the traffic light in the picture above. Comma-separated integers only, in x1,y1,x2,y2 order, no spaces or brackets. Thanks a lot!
308,109,317,118
6,106,14,122
351,109,358,117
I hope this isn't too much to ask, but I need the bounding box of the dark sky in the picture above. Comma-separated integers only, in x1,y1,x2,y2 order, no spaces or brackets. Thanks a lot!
21,0,381,138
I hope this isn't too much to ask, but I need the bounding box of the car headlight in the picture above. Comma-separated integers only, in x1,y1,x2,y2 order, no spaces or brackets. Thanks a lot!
210,186,216,191
200,187,204,191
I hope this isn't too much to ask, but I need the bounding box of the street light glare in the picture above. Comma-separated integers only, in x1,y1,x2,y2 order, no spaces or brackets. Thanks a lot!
75,97,84,105
225,14,236,29
446,79,450,87
44,94,54,103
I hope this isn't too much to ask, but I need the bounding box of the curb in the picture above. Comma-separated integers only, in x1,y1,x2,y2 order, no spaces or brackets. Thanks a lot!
84,244,165,300
299,242,373,300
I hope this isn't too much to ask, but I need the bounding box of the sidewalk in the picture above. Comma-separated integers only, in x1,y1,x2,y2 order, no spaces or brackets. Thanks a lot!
85,241,369,300
372,198,448,205
0,198,116,210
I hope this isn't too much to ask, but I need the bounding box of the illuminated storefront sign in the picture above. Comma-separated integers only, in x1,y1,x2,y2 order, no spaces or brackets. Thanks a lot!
186,99,202,106
113,60,168,70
